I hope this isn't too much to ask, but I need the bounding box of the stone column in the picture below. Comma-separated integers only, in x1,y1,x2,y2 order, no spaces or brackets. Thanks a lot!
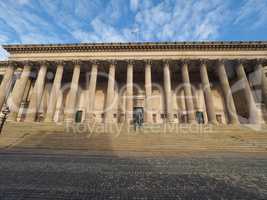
217,60,239,124
8,63,32,121
64,61,80,122
255,60,267,106
104,61,116,124
236,61,261,124
86,61,98,122
181,61,195,123
25,62,48,121
0,63,15,111
163,60,173,122
200,60,217,124
45,62,64,122
125,60,133,123
145,60,153,123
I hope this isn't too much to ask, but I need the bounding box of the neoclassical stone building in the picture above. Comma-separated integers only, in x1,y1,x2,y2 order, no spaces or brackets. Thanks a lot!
0,41,267,125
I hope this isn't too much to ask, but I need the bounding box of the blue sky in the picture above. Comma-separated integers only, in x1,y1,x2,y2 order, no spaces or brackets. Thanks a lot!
0,0,267,60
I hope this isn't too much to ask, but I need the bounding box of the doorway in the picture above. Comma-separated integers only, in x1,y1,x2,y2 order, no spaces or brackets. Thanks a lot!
133,107,144,124
75,110,83,123
196,111,204,124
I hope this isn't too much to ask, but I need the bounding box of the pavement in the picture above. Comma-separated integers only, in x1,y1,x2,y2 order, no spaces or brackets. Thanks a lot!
0,151,266,199
0,123,267,199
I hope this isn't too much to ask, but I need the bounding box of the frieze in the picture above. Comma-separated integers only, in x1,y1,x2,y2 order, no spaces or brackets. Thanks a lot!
3,41,267,54
0,58,266,68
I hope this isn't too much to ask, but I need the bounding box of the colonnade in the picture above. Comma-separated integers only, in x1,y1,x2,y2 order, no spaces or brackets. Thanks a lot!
0,59,266,124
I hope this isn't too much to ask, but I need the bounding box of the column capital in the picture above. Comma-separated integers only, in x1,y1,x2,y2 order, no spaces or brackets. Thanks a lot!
72,60,82,66
107,60,117,65
127,59,134,65
39,60,50,67
218,59,228,65
145,59,152,65
55,60,66,66
21,60,35,67
181,59,190,65
163,59,171,65
256,58,265,65
200,59,208,66
7,61,19,68
90,60,100,65
236,59,246,65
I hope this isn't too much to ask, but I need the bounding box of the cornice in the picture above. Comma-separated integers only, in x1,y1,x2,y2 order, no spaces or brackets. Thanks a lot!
0,61,9,66
3,41,267,54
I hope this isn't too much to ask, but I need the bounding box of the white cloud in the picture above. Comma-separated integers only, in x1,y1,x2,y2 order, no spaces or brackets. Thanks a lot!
74,0,102,20
21,33,64,44
0,35,9,43
0,0,230,44
16,0,30,5
72,18,127,43
0,46,8,61
90,18,126,42
234,0,267,28
72,30,101,43
66,0,231,43
130,0,139,11
0,0,266,46
0,1,72,44
132,0,228,41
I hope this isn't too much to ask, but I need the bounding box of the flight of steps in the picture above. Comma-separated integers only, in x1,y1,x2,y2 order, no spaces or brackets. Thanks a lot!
1,122,267,154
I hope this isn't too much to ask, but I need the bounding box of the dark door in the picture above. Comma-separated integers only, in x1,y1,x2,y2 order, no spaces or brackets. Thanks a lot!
196,111,204,124
133,107,144,124
75,111,83,123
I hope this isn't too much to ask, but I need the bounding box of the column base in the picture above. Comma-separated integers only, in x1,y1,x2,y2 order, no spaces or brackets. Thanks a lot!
125,112,133,124
144,112,153,124
64,111,75,124
208,120,218,125
85,113,97,124
44,118,53,123
188,120,197,124
7,112,18,122
24,114,36,122
64,118,75,123
104,122,115,133
44,113,54,122
229,117,240,125
125,119,132,125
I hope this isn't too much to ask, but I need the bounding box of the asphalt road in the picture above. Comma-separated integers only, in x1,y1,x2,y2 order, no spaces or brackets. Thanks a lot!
0,151,266,199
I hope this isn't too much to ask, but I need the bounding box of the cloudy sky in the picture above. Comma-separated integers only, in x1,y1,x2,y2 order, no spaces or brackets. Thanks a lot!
0,0,267,60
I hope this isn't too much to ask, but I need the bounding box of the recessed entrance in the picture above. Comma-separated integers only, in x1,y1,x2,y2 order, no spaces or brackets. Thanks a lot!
133,107,144,124
196,111,204,124
75,110,83,123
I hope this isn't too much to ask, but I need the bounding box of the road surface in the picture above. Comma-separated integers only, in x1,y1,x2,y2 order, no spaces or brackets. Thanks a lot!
0,151,266,199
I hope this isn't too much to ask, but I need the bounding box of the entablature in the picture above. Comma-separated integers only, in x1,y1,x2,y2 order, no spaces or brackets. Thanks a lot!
3,41,267,54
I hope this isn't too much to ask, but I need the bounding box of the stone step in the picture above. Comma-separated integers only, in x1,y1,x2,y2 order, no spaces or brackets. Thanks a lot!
4,123,262,132
2,122,267,154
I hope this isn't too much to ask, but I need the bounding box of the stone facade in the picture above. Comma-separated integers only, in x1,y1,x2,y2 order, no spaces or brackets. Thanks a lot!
0,41,267,125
